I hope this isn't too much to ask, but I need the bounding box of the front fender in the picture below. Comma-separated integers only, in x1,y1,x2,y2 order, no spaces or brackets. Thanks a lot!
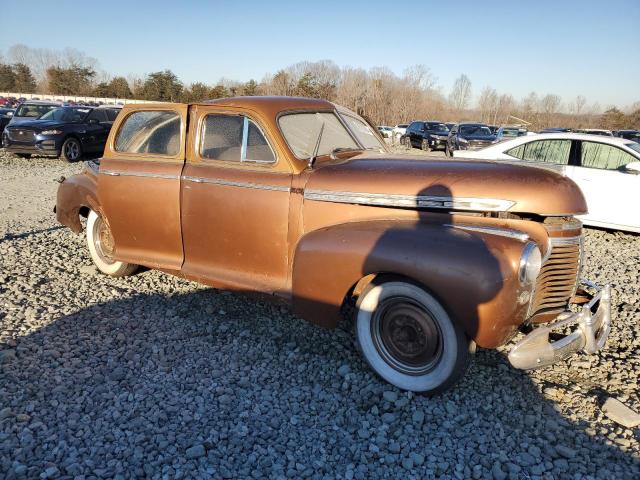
56,170,99,233
292,220,531,348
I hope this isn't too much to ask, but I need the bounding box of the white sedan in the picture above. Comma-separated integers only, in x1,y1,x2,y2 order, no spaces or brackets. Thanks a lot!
454,133,640,233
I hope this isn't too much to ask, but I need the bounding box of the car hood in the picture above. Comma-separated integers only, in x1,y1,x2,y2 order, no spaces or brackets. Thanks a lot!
306,152,587,216
460,134,496,141
7,119,66,130
7,117,50,127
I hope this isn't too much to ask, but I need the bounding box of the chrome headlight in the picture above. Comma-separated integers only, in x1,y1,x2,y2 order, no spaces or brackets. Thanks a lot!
519,242,542,285
458,137,469,144
41,129,63,135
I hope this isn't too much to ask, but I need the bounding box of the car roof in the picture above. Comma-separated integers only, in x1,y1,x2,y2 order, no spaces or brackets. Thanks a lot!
201,96,335,111
491,132,637,147
19,100,60,106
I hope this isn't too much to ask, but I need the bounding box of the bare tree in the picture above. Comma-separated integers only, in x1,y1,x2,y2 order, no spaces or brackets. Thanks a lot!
539,94,562,128
449,74,472,112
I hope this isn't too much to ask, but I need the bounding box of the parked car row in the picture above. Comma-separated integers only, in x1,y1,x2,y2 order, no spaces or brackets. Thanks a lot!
1,100,121,162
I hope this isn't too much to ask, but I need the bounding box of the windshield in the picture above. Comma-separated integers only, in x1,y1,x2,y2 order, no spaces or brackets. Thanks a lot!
460,125,492,136
15,104,57,118
626,142,640,155
40,107,91,123
341,114,385,151
426,123,448,132
278,112,364,159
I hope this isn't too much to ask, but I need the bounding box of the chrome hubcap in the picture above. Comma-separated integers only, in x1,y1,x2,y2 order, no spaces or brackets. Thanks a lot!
371,297,443,375
93,216,115,264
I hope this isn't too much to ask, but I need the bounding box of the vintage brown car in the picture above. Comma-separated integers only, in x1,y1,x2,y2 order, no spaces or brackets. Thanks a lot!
55,96,612,394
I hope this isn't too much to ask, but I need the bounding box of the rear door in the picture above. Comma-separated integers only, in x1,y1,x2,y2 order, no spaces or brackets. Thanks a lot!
569,140,640,230
97,104,187,270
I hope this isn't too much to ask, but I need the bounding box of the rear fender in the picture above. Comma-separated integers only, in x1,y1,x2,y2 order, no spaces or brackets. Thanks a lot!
56,171,99,233
291,219,531,348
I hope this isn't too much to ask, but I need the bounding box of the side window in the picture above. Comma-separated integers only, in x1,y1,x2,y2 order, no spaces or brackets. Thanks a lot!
507,140,571,165
201,114,275,163
115,110,181,156
506,144,525,159
86,109,108,123
580,142,635,170
105,108,120,122
246,120,275,163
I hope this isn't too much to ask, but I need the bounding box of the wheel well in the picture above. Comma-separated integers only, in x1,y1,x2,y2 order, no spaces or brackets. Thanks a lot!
341,272,467,341
341,272,423,320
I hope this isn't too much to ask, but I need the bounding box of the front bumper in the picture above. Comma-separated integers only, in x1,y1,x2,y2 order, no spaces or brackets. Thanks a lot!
508,282,611,370
429,137,448,149
3,139,60,156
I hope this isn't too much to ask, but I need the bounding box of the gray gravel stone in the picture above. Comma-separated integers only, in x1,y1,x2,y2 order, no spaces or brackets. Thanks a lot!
602,397,640,428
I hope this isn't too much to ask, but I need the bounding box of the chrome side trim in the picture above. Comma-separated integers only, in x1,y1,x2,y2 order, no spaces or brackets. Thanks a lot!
304,189,515,212
85,161,99,174
100,169,180,180
447,224,529,242
182,176,290,192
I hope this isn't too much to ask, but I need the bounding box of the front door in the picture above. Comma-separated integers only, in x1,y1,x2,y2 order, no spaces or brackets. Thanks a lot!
568,140,639,230
97,105,187,270
180,105,292,293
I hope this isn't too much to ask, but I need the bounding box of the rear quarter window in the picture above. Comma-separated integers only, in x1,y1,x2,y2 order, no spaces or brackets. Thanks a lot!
114,110,181,156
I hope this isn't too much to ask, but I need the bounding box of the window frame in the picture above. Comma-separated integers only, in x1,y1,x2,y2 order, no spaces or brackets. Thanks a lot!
276,109,364,161
198,112,277,165
110,107,185,162
576,140,640,171
505,138,578,166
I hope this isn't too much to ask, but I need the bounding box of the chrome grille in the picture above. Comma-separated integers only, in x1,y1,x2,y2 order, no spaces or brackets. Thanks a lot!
8,128,36,142
468,140,492,150
528,236,582,317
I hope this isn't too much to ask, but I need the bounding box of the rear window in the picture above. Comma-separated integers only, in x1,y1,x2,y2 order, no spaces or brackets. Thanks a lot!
115,110,181,156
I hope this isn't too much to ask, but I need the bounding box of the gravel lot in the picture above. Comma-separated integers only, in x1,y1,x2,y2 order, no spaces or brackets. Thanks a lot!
0,148,638,479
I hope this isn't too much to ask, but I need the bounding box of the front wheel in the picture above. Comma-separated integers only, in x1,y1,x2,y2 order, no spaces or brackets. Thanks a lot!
356,280,471,394
61,137,82,162
86,210,138,277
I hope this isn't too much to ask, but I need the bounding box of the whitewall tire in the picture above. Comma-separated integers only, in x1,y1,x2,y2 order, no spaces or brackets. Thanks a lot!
356,281,471,394
86,210,137,277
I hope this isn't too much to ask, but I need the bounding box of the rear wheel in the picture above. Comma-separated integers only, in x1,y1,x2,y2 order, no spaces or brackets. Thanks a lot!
86,210,138,277
61,137,82,162
356,280,471,394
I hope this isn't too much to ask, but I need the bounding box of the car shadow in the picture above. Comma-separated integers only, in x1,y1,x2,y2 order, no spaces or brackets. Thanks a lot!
1,287,637,478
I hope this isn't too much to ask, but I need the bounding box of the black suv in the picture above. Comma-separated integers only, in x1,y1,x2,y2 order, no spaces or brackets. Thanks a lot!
402,121,450,151
445,123,496,156
3,105,121,161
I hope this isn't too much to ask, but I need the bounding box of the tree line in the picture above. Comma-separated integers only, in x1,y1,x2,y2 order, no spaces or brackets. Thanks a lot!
1,44,638,131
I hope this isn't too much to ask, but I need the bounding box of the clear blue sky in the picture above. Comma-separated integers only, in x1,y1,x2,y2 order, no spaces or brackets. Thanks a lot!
2,0,638,108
